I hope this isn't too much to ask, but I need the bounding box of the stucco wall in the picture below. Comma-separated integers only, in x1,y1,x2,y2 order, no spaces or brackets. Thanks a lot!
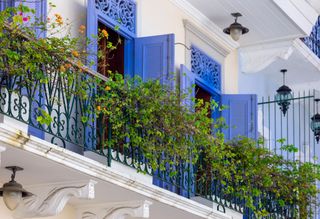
0,201,76,219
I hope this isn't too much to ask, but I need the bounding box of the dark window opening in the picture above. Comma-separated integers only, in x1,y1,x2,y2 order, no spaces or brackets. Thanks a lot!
195,85,212,119
98,22,125,76
96,22,125,152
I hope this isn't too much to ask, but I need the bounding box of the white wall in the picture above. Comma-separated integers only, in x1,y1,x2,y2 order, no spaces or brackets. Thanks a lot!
0,201,76,219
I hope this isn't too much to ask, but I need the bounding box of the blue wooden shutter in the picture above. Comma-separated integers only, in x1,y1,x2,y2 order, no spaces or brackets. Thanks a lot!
87,0,98,70
0,0,14,10
134,34,175,86
134,33,176,192
180,64,195,110
221,94,258,140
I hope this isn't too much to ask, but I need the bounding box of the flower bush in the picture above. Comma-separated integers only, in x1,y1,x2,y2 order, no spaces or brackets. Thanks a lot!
0,4,319,218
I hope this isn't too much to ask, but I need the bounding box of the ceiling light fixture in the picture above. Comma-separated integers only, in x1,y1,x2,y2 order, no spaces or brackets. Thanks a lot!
0,166,32,210
223,12,249,41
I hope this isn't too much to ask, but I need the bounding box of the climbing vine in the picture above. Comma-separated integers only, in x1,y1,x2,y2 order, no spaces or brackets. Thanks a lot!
0,4,319,218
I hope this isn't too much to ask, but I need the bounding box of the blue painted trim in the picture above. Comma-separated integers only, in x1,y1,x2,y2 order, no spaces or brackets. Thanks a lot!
95,0,137,38
191,45,222,94
36,0,47,37
97,12,136,39
87,0,136,74
124,39,134,77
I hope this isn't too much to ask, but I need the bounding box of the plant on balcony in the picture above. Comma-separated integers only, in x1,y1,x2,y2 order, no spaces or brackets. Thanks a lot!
0,5,319,218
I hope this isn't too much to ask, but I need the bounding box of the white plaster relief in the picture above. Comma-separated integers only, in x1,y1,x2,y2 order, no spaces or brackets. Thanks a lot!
13,180,96,219
0,146,6,167
78,200,152,219
239,41,294,74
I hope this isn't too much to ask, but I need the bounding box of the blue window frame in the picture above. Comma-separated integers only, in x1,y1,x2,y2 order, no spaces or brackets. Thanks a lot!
87,0,136,76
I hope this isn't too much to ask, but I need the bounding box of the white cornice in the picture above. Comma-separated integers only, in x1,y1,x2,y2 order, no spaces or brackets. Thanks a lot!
0,123,232,219
169,0,239,53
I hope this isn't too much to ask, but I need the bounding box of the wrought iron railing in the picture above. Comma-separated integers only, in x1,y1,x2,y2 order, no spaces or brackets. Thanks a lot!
258,91,317,163
302,16,320,58
194,159,296,218
0,28,297,218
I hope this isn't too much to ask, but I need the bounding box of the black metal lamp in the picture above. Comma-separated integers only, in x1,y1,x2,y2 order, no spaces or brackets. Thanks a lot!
0,166,32,210
275,69,293,116
311,99,320,144
223,13,249,41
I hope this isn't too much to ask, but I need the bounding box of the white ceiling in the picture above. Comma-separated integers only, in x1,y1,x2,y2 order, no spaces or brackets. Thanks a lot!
185,0,305,46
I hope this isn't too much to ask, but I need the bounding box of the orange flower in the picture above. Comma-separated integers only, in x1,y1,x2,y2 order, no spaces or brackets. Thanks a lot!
57,18,63,25
79,25,86,34
97,106,101,111
101,29,109,38
64,63,72,69
54,13,62,19
105,86,111,91
60,65,66,72
72,50,79,57
77,60,83,66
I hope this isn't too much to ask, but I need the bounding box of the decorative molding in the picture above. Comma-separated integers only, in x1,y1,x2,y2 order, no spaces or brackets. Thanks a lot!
239,40,294,74
13,180,96,219
191,46,221,91
77,200,152,219
170,0,238,53
0,145,5,167
0,123,231,219
95,0,136,35
272,0,318,35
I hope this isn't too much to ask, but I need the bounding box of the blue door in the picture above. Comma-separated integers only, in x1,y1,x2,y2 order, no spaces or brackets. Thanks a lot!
221,94,258,140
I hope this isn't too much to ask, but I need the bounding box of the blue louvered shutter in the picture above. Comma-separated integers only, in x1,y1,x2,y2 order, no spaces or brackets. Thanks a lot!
134,34,176,192
221,94,258,140
134,34,175,87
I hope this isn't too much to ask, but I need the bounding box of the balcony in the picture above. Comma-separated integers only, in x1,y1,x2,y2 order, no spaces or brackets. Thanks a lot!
0,28,298,219
302,16,320,58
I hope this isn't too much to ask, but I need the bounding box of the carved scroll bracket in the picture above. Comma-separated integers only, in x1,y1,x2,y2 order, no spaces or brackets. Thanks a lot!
77,200,153,219
13,180,97,219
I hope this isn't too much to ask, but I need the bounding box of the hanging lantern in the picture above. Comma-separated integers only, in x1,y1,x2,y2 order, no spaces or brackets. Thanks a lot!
223,13,249,41
311,99,320,144
275,69,293,116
